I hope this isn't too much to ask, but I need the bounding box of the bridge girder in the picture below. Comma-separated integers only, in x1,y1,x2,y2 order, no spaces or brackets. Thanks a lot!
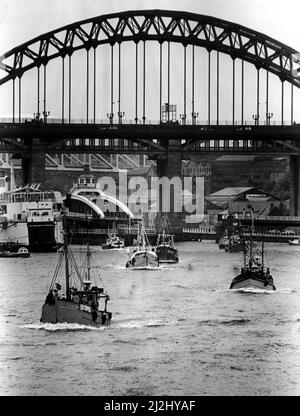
0,9,300,87
0,123,300,156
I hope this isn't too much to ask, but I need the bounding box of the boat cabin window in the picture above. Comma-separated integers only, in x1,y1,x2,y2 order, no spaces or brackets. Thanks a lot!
0,205,6,214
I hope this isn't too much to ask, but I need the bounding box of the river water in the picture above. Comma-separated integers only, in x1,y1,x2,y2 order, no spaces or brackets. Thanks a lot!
0,241,300,396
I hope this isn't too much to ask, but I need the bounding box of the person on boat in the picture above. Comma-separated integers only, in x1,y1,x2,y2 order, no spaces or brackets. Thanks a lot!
72,293,79,303
45,290,55,305
90,298,98,322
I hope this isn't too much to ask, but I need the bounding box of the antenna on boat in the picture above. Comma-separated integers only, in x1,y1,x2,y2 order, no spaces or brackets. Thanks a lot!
63,213,71,301
85,210,91,284
261,226,265,268
249,206,254,267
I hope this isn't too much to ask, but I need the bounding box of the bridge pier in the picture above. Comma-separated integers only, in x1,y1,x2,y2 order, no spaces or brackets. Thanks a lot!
21,138,46,186
289,155,300,216
156,139,183,233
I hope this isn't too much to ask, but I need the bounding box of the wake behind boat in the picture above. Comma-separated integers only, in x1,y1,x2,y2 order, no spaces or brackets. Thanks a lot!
126,221,159,269
155,216,179,263
229,211,276,291
41,216,112,327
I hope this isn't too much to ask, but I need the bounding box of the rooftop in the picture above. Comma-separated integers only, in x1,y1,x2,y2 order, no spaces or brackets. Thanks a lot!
214,155,256,162
209,187,255,197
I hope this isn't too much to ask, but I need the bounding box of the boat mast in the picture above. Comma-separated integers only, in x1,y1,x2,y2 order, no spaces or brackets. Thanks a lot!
261,227,264,268
141,222,146,249
63,215,70,300
86,211,91,282
249,208,254,267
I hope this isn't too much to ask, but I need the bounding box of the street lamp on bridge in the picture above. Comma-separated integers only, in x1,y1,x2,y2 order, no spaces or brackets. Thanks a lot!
118,111,125,125
107,113,114,125
191,112,199,126
252,114,259,126
33,112,41,123
42,111,50,123
266,112,274,126
180,114,187,125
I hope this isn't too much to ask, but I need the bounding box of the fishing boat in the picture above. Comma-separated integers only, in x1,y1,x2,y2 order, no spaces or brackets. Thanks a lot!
229,211,276,291
225,234,244,253
220,219,243,253
289,238,300,246
102,234,125,249
0,246,30,258
219,235,230,249
41,217,112,327
126,221,159,269
155,216,179,263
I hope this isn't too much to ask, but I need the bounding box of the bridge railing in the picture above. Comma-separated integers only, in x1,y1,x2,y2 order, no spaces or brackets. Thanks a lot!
0,117,298,126
236,215,300,222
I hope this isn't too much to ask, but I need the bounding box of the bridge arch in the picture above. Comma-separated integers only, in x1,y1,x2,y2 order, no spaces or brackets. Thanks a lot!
0,9,299,87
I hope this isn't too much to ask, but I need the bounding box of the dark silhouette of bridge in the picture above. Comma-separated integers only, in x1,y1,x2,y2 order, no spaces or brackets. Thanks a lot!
0,9,300,216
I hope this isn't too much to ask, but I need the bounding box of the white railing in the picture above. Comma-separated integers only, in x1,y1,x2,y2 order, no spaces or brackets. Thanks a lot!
183,227,216,234
0,117,298,126
237,215,300,221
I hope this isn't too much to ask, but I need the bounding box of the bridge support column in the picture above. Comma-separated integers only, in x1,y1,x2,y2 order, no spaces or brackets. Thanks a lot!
21,138,46,186
156,139,183,233
289,155,300,216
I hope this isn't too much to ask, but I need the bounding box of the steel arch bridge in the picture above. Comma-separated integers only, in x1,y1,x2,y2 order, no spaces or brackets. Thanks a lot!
1,9,300,124
1,9,300,86
0,9,300,213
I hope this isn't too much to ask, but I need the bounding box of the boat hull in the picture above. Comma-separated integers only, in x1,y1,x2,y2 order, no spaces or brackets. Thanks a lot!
0,252,30,258
126,250,159,269
102,243,125,249
230,271,276,291
289,239,300,245
225,243,244,253
41,299,112,327
156,245,179,263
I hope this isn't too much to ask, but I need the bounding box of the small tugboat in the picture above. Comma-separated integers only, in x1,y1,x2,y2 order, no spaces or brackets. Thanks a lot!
229,211,276,291
126,221,159,269
0,246,30,258
41,217,112,327
155,216,179,263
289,238,300,246
102,234,125,249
